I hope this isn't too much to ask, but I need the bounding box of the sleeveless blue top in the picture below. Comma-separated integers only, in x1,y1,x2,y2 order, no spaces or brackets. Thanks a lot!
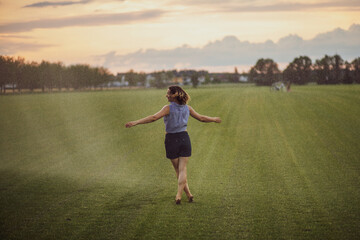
164,102,189,133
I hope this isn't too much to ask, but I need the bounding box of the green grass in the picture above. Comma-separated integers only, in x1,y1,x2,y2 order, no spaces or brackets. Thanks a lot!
0,85,359,239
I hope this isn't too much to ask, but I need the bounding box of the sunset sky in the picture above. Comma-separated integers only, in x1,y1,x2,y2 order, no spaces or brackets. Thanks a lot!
0,0,359,73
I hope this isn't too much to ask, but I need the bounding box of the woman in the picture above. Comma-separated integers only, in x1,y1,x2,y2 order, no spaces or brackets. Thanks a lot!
125,86,221,204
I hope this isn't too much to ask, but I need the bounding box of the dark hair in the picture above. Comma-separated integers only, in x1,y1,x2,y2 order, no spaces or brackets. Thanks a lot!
168,85,190,105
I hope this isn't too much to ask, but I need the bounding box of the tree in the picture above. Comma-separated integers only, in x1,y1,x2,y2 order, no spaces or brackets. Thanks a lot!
212,75,221,84
94,67,113,89
125,69,137,86
314,55,331,84
39,61,49,92
137,72,146,86
51,62,64,91
0,56,7,93
314,54,344,84
283,56,312,85
69,65,81,89
63,66,75,90
191,72,199,88
7,57,18,93
0,56,15,93
40,60,60,92
343,61,353,84
14,57,26,93
352,57,360,83
70,64,93,89
333,54,344,83
230,67,239,83
204,74,211,84
152,71,167,88
166,70,174,83
249,58,281,86
0,55,117,93
23,61,40,92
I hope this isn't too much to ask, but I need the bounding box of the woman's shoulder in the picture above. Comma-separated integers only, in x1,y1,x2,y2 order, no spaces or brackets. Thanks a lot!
160,105,170,112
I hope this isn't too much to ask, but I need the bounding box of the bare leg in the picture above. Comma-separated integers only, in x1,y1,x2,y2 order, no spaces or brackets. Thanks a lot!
175,157,192,201
171,158,193,201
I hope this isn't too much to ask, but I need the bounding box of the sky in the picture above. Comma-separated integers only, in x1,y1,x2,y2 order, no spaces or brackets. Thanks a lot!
0,0,359,73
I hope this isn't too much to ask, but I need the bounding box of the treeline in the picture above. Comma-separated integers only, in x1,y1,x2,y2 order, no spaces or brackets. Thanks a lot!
0,56,114,94
250,55,360,86
1,54,360,94
120,69,210,88
121,54,360,87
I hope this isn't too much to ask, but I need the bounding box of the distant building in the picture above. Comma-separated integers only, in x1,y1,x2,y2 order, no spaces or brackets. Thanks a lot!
239,75,248,82
198,76,205,84
145,74,155,88
5,84,17,89
183,76,192,85
172,76,184,85
109,74,128,87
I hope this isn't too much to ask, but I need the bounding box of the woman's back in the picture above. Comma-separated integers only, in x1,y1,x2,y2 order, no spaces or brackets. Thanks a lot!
164,102,189,133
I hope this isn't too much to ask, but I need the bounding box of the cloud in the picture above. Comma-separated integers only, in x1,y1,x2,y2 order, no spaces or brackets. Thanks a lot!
174,0,360,12
0,10,164,33
222,1,360,12
0,40,53,55
23,0,90,8
0,34,33,39
97,24,360,72
22,0,125,8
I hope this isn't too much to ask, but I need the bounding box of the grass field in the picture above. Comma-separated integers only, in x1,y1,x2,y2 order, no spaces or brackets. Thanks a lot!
0,85,359,239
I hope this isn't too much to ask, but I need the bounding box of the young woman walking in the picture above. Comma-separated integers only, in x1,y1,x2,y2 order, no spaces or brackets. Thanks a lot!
125,86,221,204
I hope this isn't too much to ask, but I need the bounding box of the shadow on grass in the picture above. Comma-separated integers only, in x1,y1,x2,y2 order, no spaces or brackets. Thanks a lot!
0,169,174,240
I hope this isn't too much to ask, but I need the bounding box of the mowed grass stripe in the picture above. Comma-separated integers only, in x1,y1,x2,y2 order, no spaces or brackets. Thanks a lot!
291,88,360,237
125,88,245,239
272,86,360,238
0,85,359,239
223,90,300,239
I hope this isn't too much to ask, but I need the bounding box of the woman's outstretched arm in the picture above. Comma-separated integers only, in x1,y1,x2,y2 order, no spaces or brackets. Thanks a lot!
125,105,170,128
188,106,221,123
